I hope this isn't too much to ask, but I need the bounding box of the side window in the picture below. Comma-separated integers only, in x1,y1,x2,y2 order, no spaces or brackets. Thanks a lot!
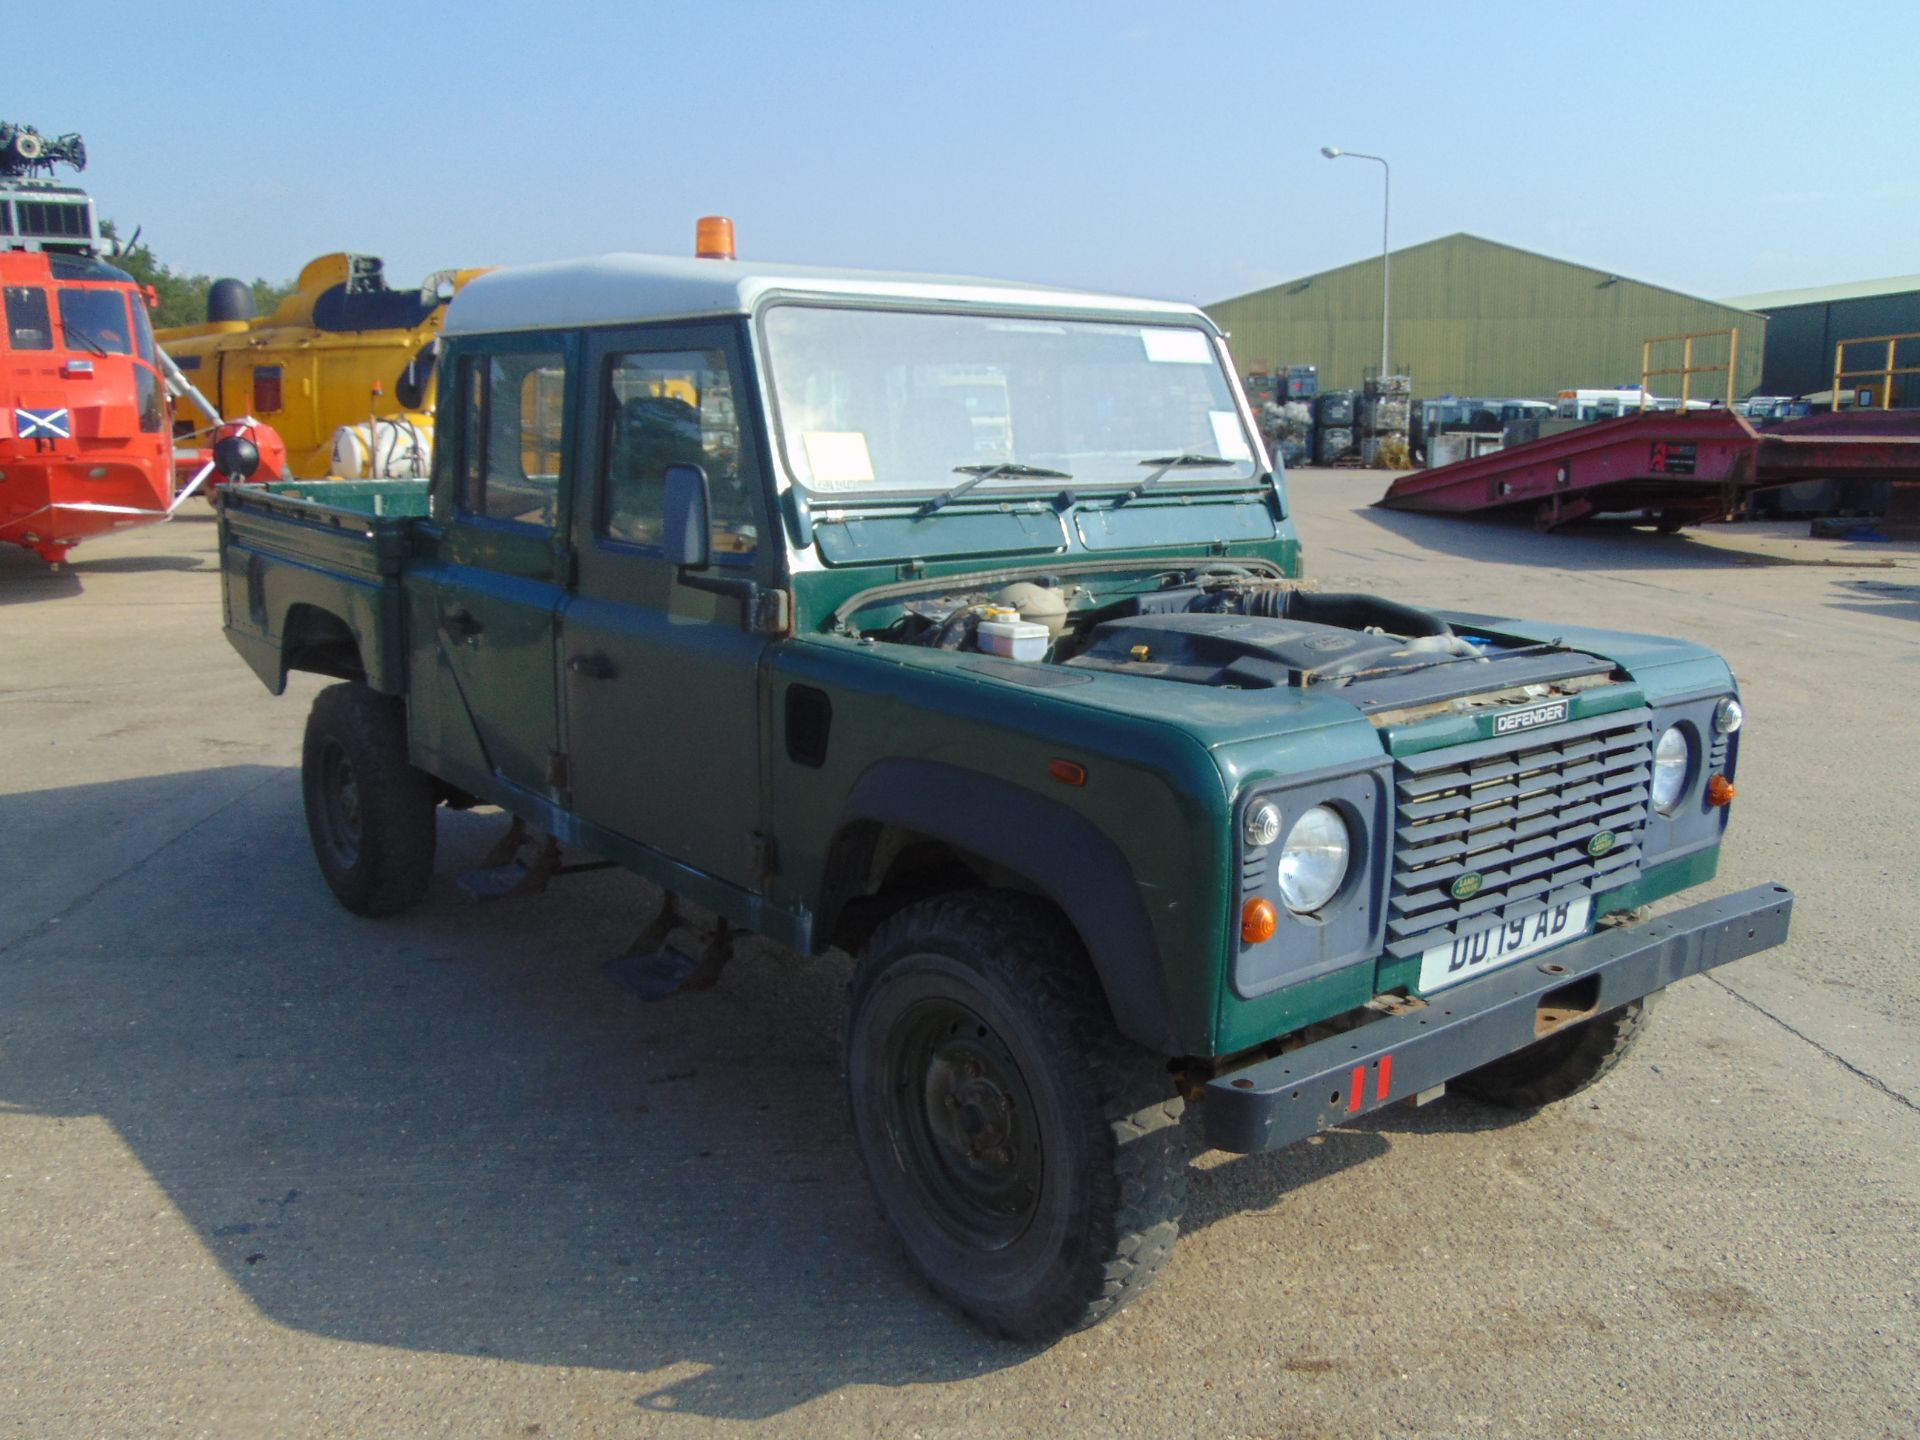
602,348,754,559
4,285,51,350
455,349,567,530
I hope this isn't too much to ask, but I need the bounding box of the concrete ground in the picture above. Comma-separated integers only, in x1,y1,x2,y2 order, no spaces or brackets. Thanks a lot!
2,481,1915,1440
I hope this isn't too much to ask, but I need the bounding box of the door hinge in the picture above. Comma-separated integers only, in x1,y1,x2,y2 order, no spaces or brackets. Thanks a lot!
750,831,778,882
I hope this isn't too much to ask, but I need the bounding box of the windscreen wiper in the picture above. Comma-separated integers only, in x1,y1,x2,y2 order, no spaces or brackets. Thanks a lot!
1115,453,1237,505
62,325,110,358
917,462,1074,517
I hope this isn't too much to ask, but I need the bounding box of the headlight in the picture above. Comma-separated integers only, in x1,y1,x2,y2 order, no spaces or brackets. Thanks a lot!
1715,697,1744,734
1651,725,1692,813
1277,804,1351,914
1244,800,1283,848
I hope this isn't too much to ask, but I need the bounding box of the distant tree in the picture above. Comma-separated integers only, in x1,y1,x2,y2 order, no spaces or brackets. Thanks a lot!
100,220,295,329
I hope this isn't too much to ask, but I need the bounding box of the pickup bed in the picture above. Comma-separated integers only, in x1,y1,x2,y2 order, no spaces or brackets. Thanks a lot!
220,480,426,699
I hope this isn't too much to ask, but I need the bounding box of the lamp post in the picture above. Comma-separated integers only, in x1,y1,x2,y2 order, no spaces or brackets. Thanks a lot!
1320,146,1391,381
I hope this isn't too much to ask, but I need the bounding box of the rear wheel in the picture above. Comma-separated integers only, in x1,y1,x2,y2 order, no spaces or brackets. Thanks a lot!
1452,998,1651,1109
845,892,1187,1341
302,682,437,916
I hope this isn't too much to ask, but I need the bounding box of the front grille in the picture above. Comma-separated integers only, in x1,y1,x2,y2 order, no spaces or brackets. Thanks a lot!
1387,709,1651,960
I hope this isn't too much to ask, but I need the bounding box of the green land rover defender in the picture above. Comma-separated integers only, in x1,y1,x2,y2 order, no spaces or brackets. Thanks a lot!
216,244,1793,1340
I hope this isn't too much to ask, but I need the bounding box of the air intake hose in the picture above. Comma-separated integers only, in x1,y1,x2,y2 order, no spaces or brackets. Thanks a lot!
1274,589,1453,637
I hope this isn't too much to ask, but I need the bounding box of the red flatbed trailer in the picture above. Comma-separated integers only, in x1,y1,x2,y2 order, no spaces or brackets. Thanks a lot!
1377,408,1920,529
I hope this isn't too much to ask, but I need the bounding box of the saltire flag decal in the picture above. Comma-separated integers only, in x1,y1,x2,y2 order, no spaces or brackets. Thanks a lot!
16,407,71,440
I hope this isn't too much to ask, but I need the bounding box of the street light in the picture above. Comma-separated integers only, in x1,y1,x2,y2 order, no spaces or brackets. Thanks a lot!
1321,145,1391,381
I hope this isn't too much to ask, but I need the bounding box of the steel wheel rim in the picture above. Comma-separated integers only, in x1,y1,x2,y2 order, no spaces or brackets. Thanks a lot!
882,996,1043,1251
316,738,363,869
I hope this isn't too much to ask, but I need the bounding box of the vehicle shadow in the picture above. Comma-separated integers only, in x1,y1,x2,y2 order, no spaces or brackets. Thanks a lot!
1831,577,1920,622
0,768,1398,1416
0,545,211,602
0,547,80,601
1356,503,1802,573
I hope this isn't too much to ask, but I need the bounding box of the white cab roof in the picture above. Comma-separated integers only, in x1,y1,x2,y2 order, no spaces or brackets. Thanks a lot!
443,252,1217,337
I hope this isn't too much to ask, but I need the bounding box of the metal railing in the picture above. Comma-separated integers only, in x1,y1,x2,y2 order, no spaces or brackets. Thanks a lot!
1831,331,1920,411
1641,327,1740,409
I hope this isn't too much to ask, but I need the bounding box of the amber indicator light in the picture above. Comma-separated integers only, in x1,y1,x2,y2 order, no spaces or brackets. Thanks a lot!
696,216,736,260
1706,774,1736,807
1048,758,1087,787
1241,897,1278,945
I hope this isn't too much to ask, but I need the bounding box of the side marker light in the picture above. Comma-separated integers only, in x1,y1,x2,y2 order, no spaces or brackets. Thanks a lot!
1047,758,1087,787
1706,774,1735,808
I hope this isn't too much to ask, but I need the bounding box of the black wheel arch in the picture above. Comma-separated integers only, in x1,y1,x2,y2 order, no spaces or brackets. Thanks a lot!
280,603,368,686
818,758,1183,1056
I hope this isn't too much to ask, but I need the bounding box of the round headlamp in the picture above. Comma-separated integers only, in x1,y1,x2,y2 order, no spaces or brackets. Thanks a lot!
1714,697,1744,735
1652,725,1692,814
1277,804,1351,914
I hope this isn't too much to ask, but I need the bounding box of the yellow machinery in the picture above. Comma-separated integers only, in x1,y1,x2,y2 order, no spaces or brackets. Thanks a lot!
158,253,490,477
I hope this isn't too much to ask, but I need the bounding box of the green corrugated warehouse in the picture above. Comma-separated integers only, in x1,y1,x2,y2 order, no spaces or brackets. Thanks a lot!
1207,233,1765,401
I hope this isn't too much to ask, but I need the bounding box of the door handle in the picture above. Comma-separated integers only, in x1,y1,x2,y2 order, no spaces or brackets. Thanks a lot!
441,607,482,642
568,652,616,680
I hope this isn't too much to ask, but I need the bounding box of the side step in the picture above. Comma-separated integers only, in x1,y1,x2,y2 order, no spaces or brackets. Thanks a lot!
603,895,735,1002
456,817,613,902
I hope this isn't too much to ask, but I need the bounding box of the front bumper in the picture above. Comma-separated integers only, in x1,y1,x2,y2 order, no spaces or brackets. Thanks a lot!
1203,882,1794,1153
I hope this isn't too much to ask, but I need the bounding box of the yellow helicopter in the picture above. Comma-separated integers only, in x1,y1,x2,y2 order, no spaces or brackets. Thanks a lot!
157,252,490,478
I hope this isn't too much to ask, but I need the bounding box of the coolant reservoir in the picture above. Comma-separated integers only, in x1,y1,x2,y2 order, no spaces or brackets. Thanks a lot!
994,581,1070,639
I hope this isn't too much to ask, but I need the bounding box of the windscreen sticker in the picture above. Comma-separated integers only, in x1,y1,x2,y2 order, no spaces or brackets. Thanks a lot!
1209,410,1253,461
1141,328,1213,364
799,431,876,490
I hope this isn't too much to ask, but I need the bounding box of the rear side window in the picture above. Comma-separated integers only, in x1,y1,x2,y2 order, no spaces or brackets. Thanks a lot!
457,350,567,530
4,286,51,349
602,347,753,558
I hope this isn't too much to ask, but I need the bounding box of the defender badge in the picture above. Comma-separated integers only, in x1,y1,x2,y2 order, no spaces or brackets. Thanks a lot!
1493,699,1569,736
1450,872,1483,901
1587,830,1617,858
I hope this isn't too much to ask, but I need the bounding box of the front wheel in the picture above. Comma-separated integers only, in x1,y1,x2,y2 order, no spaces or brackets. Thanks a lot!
1451,997,1652,1110
302,682,437,917
845,892,1187,1341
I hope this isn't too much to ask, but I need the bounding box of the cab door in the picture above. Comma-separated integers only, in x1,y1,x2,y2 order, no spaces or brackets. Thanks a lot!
560,323,772,887
416,338,574,801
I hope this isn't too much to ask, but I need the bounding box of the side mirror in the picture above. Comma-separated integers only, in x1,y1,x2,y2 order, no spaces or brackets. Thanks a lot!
662,462,711,570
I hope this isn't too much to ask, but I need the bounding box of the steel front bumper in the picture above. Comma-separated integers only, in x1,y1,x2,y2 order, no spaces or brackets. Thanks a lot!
1203,883,1794,1153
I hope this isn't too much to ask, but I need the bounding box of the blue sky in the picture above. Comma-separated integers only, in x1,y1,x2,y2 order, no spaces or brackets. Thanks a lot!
23,0,1917,305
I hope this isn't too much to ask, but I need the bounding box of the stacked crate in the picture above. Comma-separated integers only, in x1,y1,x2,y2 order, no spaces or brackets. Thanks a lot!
1359,371,1412,467
1313,389,1357,464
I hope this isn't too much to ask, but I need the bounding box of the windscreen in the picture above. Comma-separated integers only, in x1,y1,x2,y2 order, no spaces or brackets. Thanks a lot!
57,287,134,355
761,306,1260,495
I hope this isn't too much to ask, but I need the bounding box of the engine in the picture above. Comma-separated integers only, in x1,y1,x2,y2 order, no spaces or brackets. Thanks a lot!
876,571,1489,688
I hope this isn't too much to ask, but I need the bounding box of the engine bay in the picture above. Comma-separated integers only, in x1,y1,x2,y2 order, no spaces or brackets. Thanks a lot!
848,567,1621,713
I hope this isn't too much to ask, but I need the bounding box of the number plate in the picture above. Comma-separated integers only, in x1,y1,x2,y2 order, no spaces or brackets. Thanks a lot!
1418,897,1592,994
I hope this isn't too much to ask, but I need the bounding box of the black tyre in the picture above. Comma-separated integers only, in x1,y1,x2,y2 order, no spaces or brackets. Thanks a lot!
845,891,1187,1341
301,682,437,917
1451,997,1651,1110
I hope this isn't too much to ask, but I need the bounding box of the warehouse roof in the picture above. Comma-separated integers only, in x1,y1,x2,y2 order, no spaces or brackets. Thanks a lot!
1719,273,1920,312
1213,232,1752,313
